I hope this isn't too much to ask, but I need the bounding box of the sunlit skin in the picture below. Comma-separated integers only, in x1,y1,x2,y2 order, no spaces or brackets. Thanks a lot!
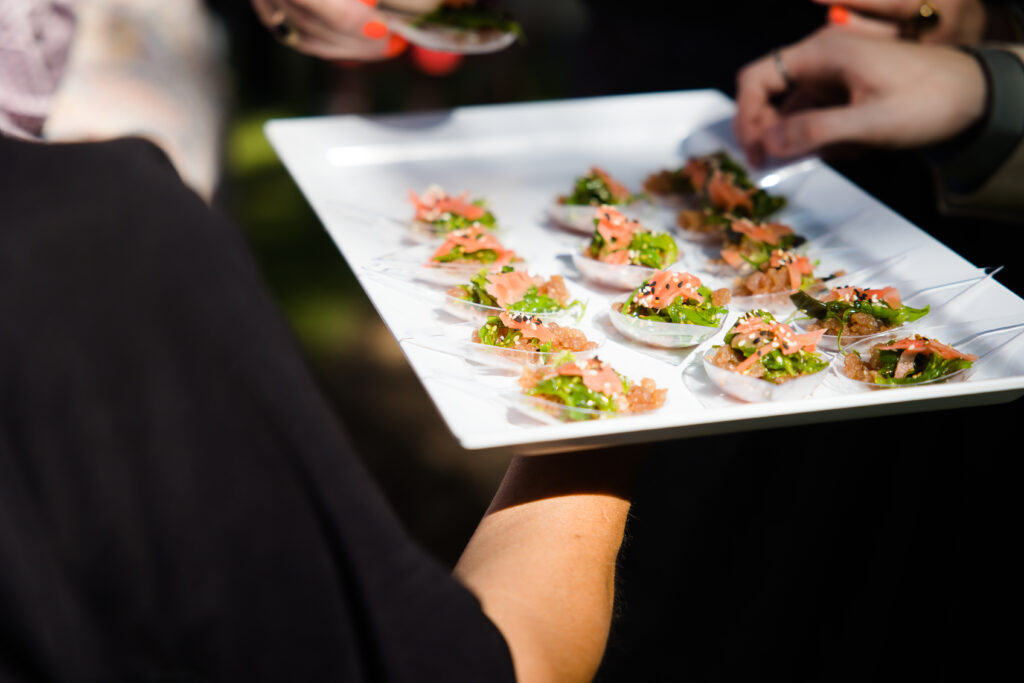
250,0,444,60
734,29,986,165
455,451,641,683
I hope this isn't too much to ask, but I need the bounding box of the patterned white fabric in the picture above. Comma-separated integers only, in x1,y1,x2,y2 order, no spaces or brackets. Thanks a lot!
0,0,76,138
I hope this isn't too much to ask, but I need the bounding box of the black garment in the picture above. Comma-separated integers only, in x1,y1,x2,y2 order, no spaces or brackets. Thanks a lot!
0,136,515,682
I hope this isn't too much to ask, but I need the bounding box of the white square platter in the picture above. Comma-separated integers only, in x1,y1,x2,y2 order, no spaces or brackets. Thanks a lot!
266,90,1024,454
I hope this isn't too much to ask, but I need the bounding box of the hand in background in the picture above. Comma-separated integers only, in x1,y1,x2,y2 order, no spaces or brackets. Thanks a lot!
734,29,987,163
250,0,444,60
817,0,987,44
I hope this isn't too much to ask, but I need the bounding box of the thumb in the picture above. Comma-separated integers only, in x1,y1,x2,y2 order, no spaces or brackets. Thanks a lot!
762,104,880,157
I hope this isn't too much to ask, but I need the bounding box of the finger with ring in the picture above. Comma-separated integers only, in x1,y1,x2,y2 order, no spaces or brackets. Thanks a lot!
772,49,792,90
901,1,940,39
270,9,301,47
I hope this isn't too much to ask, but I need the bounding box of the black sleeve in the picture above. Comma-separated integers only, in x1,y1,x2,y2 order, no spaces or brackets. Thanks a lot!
0,135,515,683
928,46,1024,194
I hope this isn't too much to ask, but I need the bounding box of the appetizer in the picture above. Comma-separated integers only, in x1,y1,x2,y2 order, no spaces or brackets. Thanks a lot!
719,219,806,270
412,1,523,41
841,335,977,385
616,270,730,327
733,249,835,296
559,167,636,207
409,185,497,233
584,205,678,269
447,267,585,317
519,357,666,418
474,312,597,353
708,310,828,384
428,224,518,267
649,152,785,233
791,285,929,339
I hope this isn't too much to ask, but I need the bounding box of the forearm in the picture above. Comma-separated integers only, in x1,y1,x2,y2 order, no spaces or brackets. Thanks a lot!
454,450,641,683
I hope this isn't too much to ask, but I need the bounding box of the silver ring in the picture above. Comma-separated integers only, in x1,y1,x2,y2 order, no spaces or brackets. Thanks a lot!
772,49,792,90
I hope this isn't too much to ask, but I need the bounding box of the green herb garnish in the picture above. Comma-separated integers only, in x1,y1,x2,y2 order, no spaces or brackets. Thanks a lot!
476,315,552,352
527,372,627,421
414,5,524,40
587,228,678,269
621,283,726,327
433,245,500,264
872,349,972,385
451,268,586,318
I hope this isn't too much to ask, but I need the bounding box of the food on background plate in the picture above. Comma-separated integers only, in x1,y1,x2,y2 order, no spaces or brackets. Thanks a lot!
649,151,785,235
841,335,977,385
559,167,637,207
615,270,730,326
428,223,519,267
412,1,523,41
385,0,522,55
792,285,929,339
708,310,828,384
474,312,597,353
447,267,584,317
584,205,678,269
719,218,806,270
409,185,497,233
519,357,666,419
732,249,837,296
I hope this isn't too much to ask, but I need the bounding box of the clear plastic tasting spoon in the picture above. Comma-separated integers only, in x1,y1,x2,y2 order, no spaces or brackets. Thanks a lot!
607,294,729,349
828,319,1024,390
382,7,519,55
790,267,1002,353
399,321,605,371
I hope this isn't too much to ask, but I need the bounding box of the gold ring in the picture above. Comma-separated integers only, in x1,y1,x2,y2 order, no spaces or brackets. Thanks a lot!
901,1,940,39
269,10,300,47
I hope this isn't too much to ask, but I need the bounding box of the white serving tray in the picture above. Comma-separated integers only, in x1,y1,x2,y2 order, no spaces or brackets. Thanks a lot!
266,90,1024,454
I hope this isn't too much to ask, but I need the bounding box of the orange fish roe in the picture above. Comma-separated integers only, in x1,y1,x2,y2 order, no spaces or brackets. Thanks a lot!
623,378,668,413
733,249,817,295
676,208,727,236
473,313,597,353
536,274,570,305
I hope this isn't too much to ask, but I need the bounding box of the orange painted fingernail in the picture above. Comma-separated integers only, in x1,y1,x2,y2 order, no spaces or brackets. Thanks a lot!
362,20,388,40
411,46,463,77
829,5,850,25
384,33,409,58
358,0,378,5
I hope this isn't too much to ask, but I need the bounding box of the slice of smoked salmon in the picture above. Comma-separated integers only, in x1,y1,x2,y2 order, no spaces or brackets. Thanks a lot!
634,270,704,310
555,358,624,396
731,219,792,245
485,270,537,309
499,311,557,344
707,169,755,214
